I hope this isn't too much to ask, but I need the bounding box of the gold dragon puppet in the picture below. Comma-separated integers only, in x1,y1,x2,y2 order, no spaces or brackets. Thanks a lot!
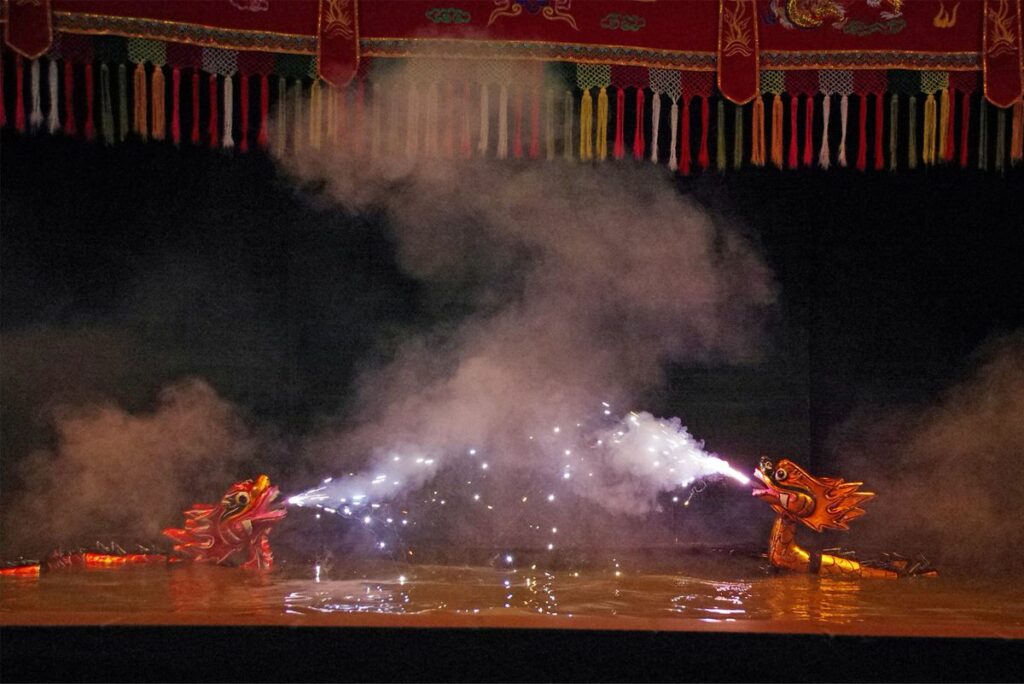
752,457,936,578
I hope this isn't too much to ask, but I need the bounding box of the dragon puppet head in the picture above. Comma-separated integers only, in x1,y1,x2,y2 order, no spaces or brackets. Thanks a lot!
163,475,287,570
752,457,875,532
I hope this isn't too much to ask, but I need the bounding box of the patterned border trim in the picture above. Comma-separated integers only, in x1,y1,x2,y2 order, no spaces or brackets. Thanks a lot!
761,50,981,70
360,37,716,70
53,11,317,54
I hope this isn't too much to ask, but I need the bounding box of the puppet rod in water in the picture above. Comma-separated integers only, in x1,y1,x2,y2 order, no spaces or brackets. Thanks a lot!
752,457,936,578
0,475,287,576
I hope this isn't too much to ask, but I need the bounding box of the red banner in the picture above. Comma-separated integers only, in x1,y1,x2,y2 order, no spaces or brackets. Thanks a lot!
718,0,758,104
4,0,52,59
318,0,359,87
983,0,1024,107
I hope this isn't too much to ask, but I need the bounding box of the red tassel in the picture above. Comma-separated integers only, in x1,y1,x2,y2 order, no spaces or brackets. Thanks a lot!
354,81,365,156
513,86,524,159
170,67,181,144
83,64,95,140
633,89,645,160
680,95,692,175
461,82,472,158
239,73,250,152
62,62,76,135
856,93,867,171
444,81,455,158
207,73,219,147
191,71,200,144
257,75,269,148
15,55,26,132
958,89,969,168
529,84,541,159
613,87,625,159
787,94,798,169
802,95,813,167
871,92,883,170
698,96,710,170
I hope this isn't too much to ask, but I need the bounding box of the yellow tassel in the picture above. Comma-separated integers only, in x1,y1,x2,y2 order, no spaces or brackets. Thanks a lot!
596,86,609,161
309,79,322,149
938,88,950,162
1011,100,1023,165
326,85,338,146
150,66,165,141
716,99,727,172
770,93,784,169
580,88,593,161
751,95,765,166
293,79,304,153
923,92,936,165
133,62,147,138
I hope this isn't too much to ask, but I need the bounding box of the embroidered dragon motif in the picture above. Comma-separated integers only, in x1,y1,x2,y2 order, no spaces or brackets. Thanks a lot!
752,457,936,578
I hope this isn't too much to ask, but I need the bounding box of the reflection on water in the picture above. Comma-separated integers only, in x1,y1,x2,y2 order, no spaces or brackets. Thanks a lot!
2,556,1023,637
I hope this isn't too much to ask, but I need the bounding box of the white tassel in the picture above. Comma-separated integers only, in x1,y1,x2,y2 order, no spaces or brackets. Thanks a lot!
497,83,509,160
667,98,679,171
819,93,831,169
47,59,60,134
406,82,419,159
425,82,439,157
30,59,43,130
838,93,849,167
545,87,555,161
478,83,489,156
222,74,234,148
649,91,661,163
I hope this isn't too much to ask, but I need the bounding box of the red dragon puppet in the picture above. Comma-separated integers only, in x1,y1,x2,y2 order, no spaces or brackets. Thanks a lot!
1,475,287,575
752,456,936,578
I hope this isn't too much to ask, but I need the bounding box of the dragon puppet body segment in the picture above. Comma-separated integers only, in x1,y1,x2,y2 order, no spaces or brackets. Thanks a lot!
163,474,287,570
752,457,936,579
0,475,287,576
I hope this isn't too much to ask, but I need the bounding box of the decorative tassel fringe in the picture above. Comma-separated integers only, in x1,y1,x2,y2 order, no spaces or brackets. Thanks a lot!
563,89,574,162
208,73,219,147
1012,100,1023,165
579,88,593,161
117,64,128,142
977,97,988,170
733,103,743,170
856,93,868,171
191,71,201,145
545,87,555,160
819,93,831,169
273,77,286,156
370,83,382,158
907,94,917,169
84,64,96,140
874,92,884,170
46,60,59,134
698,96,710,170
0,53,6,129
680,95,692,175
529,85,541,159
354,81,365,156
223,73,234,148
716,98,726,172
406,82,419,158
239,74,250,151
132,62,147,138
30,59,43,130
922,92,936,165
478,83,489,156
888,93,898,171
513,85,523,159
787,94,798,168
649,91,661,163
151,66,165,141
442,82,454,157
633,88,645,160
837,93,848,167
427,82,441,157
771,93,784,168
596,86,609,161
15,55,26,132
613,86,625,160
464,83,474,159
995,108,1006,173
667,98,679,171
751,95,765,166
327,83,338,149
258,75,269,149
100,63,114,144
171,67,181,144
802,95,813,167
938,88,951,162
497,83,509,160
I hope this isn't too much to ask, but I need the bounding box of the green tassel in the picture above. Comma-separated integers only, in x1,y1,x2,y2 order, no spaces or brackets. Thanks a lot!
563,90,574,162
978,99,988,171
995,108,1006,173
100,64,115,145
716,99,727,171
907,95,917,169
733,103,744,170
117,63,129,142
889,93,899,171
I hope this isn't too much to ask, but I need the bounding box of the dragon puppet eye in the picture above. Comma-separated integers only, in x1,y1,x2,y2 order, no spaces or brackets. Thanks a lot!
774,468,788,482
236,493,249,505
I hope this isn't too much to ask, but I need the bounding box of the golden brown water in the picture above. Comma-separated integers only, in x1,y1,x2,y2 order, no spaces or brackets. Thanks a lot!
3,556,1022,638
